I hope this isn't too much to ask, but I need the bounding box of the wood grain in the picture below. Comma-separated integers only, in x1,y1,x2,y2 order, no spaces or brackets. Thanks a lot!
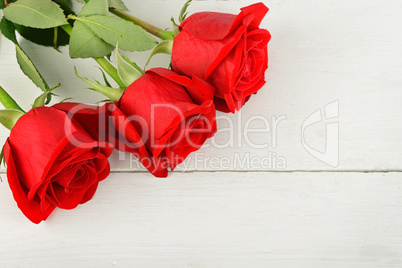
0,0,401,266
1,0,401,172
1,172,402,267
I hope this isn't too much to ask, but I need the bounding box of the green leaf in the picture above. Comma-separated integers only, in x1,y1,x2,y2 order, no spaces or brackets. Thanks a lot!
14,24,71,47
115,43,142,86
79,0,108,17
75,15,157,52
4,0,68,29
12,1,75,47
0,85,25,112
0,0,16,9
144,40,173,69
0,109,24,130
0,16,18,43
69,20,114,58
1,16,51,100
53,0,75,15
15,44,49,91
53,0,72,8
108,0,127,11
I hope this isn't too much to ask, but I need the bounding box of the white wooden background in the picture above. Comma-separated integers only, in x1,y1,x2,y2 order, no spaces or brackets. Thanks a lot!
1,0,402,267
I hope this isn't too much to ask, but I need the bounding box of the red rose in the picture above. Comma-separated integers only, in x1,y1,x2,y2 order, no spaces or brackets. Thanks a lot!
114,68,216,177
4,106,113,224
172,2,271,113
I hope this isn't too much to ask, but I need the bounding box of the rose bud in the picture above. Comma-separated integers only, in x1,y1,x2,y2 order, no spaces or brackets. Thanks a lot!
4,106,113,224
172,2,271,113
114,68,216,177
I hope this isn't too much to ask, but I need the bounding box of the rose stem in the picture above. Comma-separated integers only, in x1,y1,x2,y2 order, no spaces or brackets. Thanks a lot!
109,8,174,40
0,86,25,112
60,24,126,88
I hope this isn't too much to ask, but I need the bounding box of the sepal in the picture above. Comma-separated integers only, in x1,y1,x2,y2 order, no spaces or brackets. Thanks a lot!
75,67,124,102
144,40,173,69
179,0,192,23
32,83,61,108
0,109,25,130
115,42,142,86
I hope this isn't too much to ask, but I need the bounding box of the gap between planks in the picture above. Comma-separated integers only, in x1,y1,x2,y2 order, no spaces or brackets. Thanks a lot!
1,170,402,176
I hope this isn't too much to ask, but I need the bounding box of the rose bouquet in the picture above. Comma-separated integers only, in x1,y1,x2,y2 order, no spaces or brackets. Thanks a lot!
0,0,270,223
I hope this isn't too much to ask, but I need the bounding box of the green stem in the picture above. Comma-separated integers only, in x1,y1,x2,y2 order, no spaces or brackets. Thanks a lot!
0,86,25,112
110,8,174,40
53,27,59,50
60,23,126,88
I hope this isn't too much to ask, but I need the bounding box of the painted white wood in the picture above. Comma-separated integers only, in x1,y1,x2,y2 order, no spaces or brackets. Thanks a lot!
1,1,401,265
0,171,401,267
1,0,402,171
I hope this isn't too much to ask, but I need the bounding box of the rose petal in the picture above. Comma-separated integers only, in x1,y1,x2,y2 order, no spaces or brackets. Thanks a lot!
4,141,55,224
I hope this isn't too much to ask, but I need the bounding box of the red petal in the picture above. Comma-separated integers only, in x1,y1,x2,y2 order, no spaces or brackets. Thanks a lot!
148,68,216,105
4,141,55,224
53,102,114,143
7,107,78,191
111,104,169,177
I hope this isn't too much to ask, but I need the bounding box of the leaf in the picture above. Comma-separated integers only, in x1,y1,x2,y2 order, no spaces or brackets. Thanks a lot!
115,43,141,86
0,16,18,43
0,85,25,112
0,0,16,9
69,20,114,58
79,0,126,10
79,0,108,17
0,109,24,130
12,1,75,47
53,0,71,8
76,15,157,52
14,24,71,47
1,16,51,99
144,40,173,69
4,0,68,29
108,0,127,11
15,44,49,91
53,0,75,14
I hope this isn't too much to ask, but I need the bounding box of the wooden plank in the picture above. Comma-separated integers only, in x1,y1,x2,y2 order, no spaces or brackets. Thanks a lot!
0,171,402,267
1,0,402,172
